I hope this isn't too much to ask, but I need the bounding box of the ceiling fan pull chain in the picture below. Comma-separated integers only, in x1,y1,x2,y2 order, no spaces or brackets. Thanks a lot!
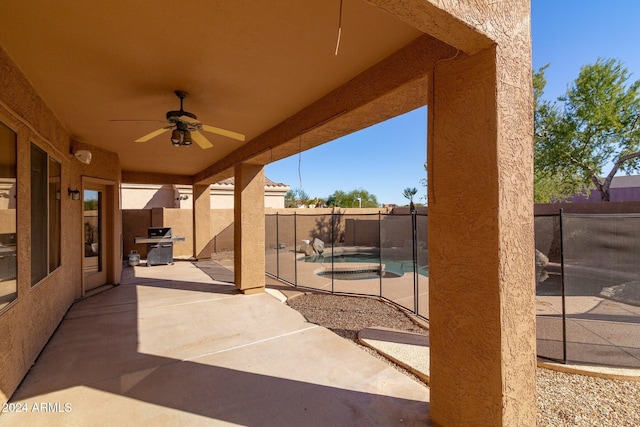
335,0,343,56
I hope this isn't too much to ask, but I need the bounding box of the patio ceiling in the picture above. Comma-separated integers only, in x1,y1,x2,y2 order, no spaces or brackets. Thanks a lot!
0,0,450,184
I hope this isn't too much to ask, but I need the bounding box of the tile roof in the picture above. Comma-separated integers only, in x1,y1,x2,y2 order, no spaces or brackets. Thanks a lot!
216,177,289,188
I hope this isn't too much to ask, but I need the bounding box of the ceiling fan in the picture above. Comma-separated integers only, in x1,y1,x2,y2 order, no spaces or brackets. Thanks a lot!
131,90,245,149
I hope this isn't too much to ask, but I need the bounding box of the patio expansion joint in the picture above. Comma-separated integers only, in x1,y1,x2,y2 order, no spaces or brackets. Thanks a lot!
136,294,238,311
566,317,640,364
70,325,323,392
182,325,321,363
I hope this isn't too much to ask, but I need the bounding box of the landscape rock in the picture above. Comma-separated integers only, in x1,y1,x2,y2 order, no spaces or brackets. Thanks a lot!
312,238,324,254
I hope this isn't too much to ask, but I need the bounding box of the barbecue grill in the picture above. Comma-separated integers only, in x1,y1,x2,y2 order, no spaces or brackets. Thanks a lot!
134,227,185,266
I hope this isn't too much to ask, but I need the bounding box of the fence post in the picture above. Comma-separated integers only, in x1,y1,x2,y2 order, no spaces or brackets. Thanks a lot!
331,208,335,293
294,212,297,287
412,209,418,314
275,212,279,279
559,208,567,364
379,211,382,297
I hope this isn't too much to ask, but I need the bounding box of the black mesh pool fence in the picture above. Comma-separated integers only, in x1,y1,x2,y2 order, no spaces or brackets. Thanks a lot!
265,210,640,368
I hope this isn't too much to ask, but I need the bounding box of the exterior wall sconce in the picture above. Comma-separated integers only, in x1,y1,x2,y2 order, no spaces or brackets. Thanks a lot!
176,195,189,201
68,188,81,200
72,149,92,164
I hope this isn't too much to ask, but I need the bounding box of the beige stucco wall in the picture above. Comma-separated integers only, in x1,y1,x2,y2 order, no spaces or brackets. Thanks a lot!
420,2,535,425
263,208,388,247
208,184,288,209
121,183,288,210
122,207,396,261
122,209,153,258
0,46,122,404
121,184,179,209
210,209,235,253
234,164,266,293
162,208,194,258
123,208,239,259
0,207,15,235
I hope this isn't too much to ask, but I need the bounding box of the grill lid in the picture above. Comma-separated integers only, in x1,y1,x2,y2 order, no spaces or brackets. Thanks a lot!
148,227,172,238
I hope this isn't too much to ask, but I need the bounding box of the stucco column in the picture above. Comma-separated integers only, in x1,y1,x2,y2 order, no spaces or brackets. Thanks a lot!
233,163,265,294
427,46,536,425
192,184,212,260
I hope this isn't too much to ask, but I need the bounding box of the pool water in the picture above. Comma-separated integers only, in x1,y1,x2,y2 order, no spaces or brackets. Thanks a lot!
302,252,428,278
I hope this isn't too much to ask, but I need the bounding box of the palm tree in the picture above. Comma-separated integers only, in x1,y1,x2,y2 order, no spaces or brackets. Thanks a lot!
402,187,417,211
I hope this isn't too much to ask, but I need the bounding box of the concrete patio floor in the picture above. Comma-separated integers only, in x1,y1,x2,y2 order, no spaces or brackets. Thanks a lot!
0,261,430,426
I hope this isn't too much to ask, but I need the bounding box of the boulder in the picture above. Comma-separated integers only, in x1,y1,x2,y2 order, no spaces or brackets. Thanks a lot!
312,238,324,255
535,249,549,283
304,243,314,256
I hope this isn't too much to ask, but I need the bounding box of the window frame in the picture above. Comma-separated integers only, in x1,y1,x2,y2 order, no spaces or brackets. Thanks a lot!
30,142,62,287
0,119,18,312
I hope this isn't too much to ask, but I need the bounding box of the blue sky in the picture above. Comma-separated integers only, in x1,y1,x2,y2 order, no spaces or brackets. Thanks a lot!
266,1,640,206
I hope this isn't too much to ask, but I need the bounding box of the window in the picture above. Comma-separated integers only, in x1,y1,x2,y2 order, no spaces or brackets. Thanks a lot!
49,158,61,271
0,121,17,310
30,143,61,286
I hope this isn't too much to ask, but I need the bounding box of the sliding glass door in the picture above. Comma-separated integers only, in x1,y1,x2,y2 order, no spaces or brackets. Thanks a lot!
83,185,106,290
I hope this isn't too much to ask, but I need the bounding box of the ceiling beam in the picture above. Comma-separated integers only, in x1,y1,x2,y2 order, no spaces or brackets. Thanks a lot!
364,0,494,55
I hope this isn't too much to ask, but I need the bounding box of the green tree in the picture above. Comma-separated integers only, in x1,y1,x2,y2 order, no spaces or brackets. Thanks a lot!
84,199,99,211
419,162,428,204
534,66,588,202
310,197,326,208
326,188,378,208
285,188,310,208
402,187,417,210
535,59,640,202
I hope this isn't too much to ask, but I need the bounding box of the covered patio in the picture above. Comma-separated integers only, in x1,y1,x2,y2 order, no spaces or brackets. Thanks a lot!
0,262,430,426
0,1,535,425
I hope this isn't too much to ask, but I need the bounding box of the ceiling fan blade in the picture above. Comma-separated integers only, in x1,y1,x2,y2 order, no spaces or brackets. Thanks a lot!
178,115,198,125
191,131,213,149
201,124,245,141
135,127,172,142
110,119,165,123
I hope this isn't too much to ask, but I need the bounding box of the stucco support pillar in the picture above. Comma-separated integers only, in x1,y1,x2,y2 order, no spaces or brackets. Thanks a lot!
192,184,212,260
427,46,536,425
233,163,265,294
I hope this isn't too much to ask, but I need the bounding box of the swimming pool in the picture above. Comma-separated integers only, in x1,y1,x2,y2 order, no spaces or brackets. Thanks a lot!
302,252,428,279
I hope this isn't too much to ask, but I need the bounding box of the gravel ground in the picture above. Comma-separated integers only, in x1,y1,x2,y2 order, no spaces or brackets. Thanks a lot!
286,292,640,427
537,368,640,426
287,292,428,384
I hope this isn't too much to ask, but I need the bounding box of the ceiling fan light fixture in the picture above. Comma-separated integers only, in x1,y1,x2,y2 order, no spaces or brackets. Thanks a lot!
171,128,181,145
182,130,193,146
129,90,244,149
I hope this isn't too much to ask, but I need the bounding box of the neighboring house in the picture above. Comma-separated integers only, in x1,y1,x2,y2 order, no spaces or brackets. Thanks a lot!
121,177,289,209
569,175,640,202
